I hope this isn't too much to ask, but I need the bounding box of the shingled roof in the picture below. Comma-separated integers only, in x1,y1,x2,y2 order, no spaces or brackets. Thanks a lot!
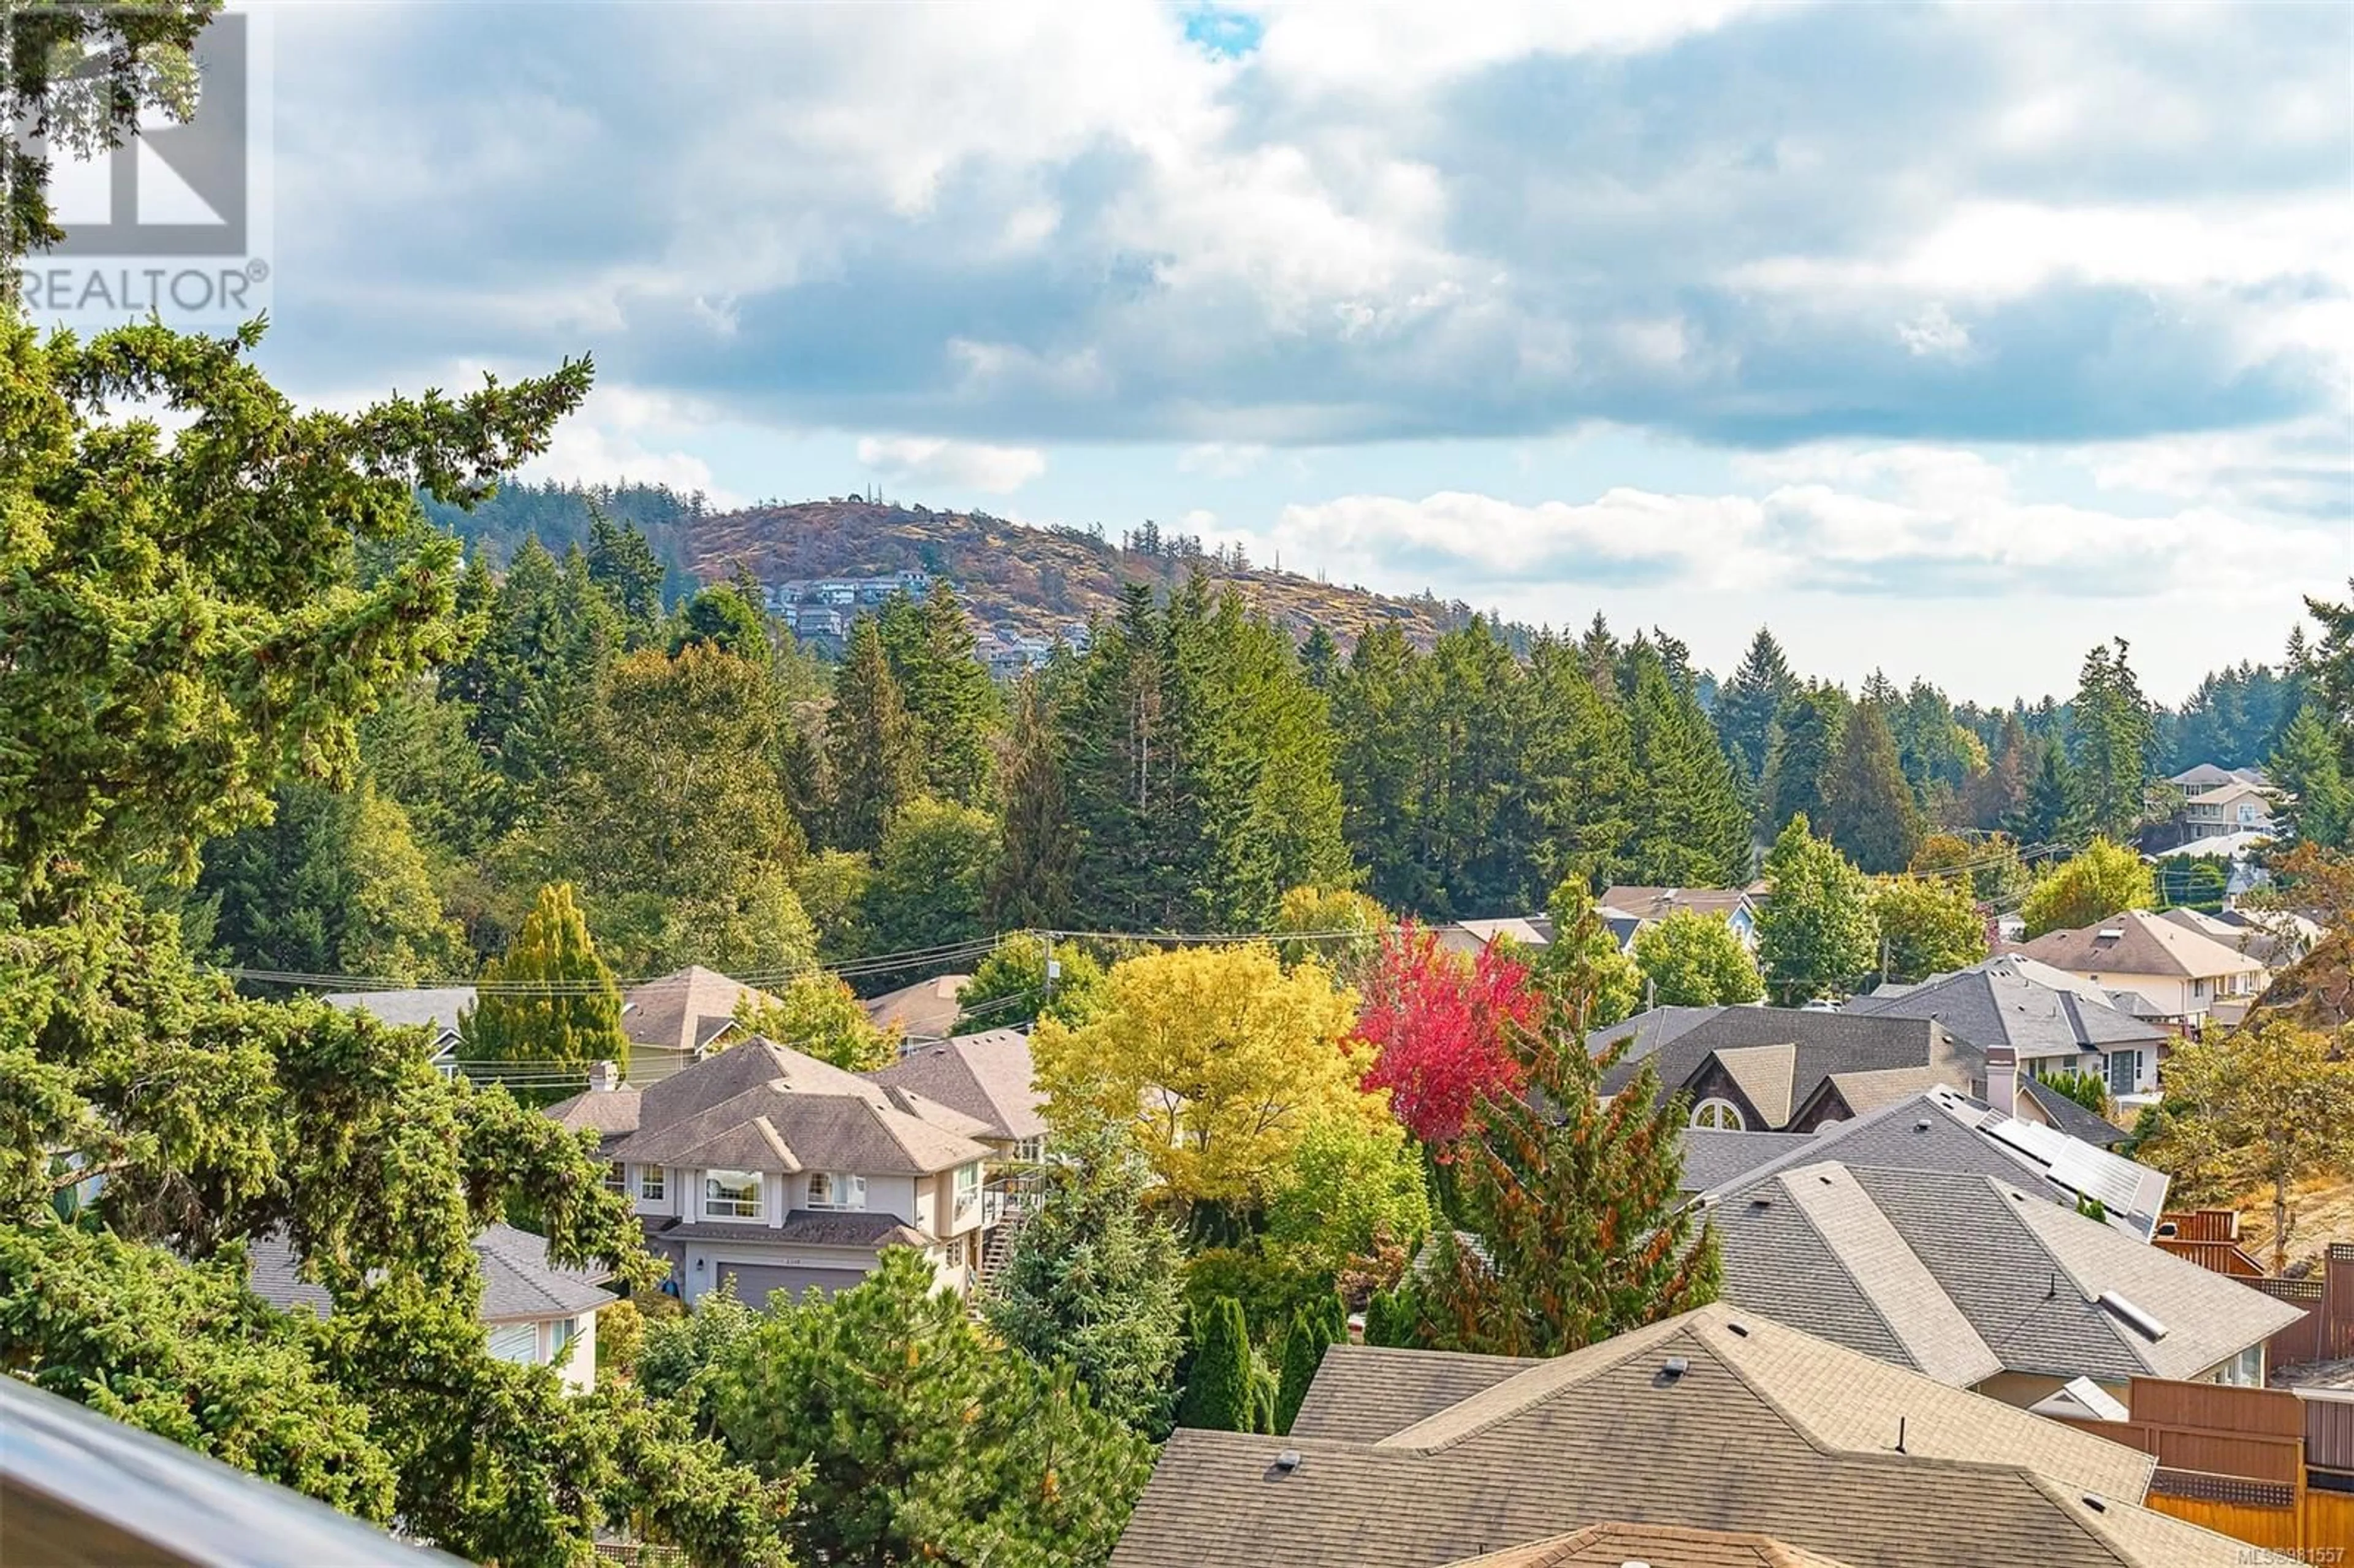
1591,1007,1983,1133
2012,911,2265,981
1713,1162,2303,1385
867,1029,1046,1143
1442,1522,1856,1567
1844,956,2166,1059
1112,1305,2264,1568
243,1224,612,1325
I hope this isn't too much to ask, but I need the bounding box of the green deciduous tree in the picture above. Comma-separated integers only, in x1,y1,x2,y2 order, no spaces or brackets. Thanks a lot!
463,881,632,1088
553,643,814,973
1263,1111,1431,1285
985,1125,1186,1435
733,973,900,1073
953,937,1109,1033
2139,1020,2354,1274
863,796,999,959
1403,1011,1719,1357
1632,910,1764,1007
1869,874,1988,984
668,582,769,661
2021,837,2156,937
712,1249,1154,1564
1755,815,1878,1004
1530,879,1643,1029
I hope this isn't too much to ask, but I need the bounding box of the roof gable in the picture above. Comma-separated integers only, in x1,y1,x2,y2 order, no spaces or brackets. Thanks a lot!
868,1029,1046,1142
1597,1008,1980,1133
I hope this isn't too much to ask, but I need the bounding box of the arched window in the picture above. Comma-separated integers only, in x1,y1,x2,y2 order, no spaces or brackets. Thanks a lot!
1691,1098,1746,1131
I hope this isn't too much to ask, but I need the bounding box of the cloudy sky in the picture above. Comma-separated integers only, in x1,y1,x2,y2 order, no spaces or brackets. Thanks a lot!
249,1,2347,702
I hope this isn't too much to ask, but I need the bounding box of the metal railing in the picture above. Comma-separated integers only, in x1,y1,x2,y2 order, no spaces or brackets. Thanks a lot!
0,1374,465,1567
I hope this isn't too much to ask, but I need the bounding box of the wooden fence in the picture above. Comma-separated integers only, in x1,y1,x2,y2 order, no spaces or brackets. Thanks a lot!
2255,1244,2354,1369
2155,1237,2268,1277
2145,1483,2354,1552
2160,1208,2244,1244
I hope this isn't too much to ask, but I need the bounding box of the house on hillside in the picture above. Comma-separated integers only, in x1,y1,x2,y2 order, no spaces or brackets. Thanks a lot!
2168,763,2270,793
1708,1159,2302,1408
2144,766,2281,853
1596,885,1761,950
870,1029,1048,1235
620,965,775,1080
2158,905,2324,971
2009,911,2269,1032
1844,953,2166,1109
319,986,474,1076
1678,1083,2173,1239
543,1039,996,1305
1588,1005,1985,1132
1112,1303,2258,1567
243,1224,613,1393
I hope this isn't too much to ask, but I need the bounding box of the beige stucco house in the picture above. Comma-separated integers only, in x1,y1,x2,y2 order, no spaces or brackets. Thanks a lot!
2011,910,2269,1030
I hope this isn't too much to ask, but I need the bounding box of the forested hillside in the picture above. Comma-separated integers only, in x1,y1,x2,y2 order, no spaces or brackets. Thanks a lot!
428,481,1535,651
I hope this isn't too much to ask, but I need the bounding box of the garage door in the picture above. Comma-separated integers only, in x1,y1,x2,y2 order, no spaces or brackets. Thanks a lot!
717,1261,863,1308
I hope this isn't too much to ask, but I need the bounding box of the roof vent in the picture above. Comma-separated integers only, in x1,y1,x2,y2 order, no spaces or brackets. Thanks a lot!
2097,928,2124,941
2081,1495,2108,1514
1270,1450,1303,1476
2097,1292,2169,1342
1658,1356,1689,1384
1748,1195,1772,1208
1913,1119,1932,1133
1726,1322,1750,1338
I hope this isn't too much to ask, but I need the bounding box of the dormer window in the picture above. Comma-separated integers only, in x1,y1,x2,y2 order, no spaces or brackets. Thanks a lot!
807,1172,867,1211
705,1170,762,1219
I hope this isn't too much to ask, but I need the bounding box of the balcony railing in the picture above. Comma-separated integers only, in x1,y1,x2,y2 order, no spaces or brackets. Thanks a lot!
1,1374,464,1567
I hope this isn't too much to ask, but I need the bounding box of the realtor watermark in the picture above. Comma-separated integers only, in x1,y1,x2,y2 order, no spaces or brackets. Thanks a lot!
10,10,272,329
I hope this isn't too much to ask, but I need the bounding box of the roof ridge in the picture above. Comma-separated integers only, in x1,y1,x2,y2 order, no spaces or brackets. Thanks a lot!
1770,1162,1968,1379
1374,1314,1704,1454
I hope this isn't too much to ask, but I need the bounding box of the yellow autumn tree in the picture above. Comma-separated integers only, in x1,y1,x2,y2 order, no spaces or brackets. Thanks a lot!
1032,943,1384,1214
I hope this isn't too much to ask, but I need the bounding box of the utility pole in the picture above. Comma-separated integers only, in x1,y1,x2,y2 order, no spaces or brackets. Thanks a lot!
1040,928,1059,1017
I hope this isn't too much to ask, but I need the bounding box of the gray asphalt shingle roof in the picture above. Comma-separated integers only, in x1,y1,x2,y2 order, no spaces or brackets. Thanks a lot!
868,1029,1047,1143
1714,1161,2302,1385
1843,956,2166,1059
1591,1007,1981,1132
1113,1305,2257,1568
242,1224,611,1326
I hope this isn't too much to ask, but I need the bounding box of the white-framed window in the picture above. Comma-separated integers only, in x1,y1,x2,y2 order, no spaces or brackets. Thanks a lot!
954,1162,981,1221
603,1162,627,1195
2217,1343,2263,1387
1691,1098,1746,1131
638,1165,665,1202
487,1322,540,1364
807,1171,866,1211
2106,1051,2139,1095
552,1317,578,1356
704,1169,763,1219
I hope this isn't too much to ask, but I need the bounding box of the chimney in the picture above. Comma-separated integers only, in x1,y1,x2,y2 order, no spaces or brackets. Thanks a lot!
587,1060,621,1094
1985,1045,2017,1118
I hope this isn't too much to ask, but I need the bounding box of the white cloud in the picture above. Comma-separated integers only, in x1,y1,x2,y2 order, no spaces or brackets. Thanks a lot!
1897,303,1972,360
502,385,740,504
856,435,1047,494
1178,443,1271,478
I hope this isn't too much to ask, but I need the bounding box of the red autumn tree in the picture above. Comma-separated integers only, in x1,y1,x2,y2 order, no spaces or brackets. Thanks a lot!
1358,921,1543,1146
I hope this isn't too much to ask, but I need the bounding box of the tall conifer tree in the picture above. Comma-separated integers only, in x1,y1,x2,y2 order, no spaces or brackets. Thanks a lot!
824,615,923,853
877,582,997,805
988,676,1075,926
1715,626,1796,785
1623,645,1749,885
1820,699,1922,873
463,881,631,1089
1759,683,1845,839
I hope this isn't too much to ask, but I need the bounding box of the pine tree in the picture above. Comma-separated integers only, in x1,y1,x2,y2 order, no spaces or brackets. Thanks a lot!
1331,622,1426,911
1820,699,1922,873
2007,738,2075,847
462,881,632,1089
2068,638,2158,839
2271,704,2353,850
1409,1002,1719,1357
1759,683,1845,839
823,615,923,853
1175,1296,1254,1431
1623,645,1750,885
877,582,997,805
1517,636,1634,897
986,676,1074,927
983,1125,1186,1435
584,511,667,647
1299,624,1339,690
1059,586,1189,928
1715,626,1796,785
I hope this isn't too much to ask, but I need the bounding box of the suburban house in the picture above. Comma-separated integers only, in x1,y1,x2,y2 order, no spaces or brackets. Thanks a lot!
2178,780,2279,839
1111,1303,2259,1567
1707,1159,2304,1408
619,965,775,1079
1590,1006,1986,1132
318,985,474,1075
243,1224,613,1393
1596,885,1761,950
543,1039,997,1305
861,972,973,1041
1431,917,1551,959
869,1029,1046,1163
1844,953,2167,1114
1678,1083,2174,1239
2168,763,2269,793
2158,905,2325,972
2009,911,2270,1032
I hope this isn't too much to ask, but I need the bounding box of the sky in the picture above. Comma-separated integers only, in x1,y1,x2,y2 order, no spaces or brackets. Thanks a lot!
242,2,2351,702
